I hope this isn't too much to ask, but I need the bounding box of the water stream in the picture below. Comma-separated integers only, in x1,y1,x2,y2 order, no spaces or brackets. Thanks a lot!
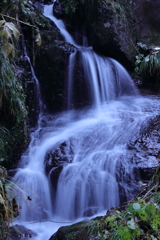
12,3,160,240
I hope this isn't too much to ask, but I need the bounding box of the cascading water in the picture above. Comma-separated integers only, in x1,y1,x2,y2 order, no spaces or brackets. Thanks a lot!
12,2,160,239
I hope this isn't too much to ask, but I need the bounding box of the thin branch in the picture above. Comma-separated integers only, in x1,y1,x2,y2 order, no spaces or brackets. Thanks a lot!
0,13,38,29
142,183,159,200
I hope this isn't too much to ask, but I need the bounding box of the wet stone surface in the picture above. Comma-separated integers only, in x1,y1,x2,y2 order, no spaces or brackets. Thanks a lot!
128,115,160,182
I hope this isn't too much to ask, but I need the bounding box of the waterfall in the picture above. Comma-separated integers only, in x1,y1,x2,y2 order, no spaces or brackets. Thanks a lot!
67,51,77,109
12,2,160,238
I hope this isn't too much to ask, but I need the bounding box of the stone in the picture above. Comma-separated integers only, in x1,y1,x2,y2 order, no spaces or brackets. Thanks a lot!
9,224,37,240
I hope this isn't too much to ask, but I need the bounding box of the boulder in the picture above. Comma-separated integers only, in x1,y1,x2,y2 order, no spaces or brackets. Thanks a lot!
9,224,37,240
49,219,101,240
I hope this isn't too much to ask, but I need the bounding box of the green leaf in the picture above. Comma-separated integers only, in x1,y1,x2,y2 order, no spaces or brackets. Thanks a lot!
5,22,20,40
3,25,12,39
135,59,141,66
0,20,5,27
118,227,132,240
127,219,136,230
35,32,42,46
145,204,156,215
132,203,141,210
137,208,147,221
144,55,149,62
1,42,14,58
0,29,10,40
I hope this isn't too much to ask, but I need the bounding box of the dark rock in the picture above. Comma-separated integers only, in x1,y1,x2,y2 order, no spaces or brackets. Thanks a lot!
45,140,74,173
45,139,74,190
91,0,136,68
83,207,99,217
127,115,160,182
35,28,90,112
17,57,39,128
33,1,44,13
132,0,160,46
35,35,77,112
54,0,64,19
49,220,100,240
9,224,37,240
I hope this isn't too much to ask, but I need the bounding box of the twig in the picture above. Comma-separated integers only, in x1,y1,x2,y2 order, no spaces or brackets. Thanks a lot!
142,183,158,200
0,13,38,29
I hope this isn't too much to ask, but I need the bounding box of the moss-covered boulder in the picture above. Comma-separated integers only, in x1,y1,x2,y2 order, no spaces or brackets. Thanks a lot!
49,218,102,240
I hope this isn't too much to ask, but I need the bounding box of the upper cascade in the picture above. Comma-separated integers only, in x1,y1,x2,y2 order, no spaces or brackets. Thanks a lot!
44,4,139,111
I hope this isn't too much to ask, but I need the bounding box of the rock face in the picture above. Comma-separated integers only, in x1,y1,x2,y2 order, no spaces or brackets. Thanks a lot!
133,0,160,46
54,0,160,68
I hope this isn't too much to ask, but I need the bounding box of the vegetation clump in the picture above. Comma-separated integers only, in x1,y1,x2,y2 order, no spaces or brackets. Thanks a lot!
135,42,160,90
0,53,28,167
0,167,20,240
0,0,52,167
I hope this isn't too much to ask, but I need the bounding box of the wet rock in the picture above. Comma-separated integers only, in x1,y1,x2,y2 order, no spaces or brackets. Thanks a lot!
91,0,135,67
127,115,160,182
83,207,99,217
33,1,44,12
45,140,74,173
9,224,37,240
17,57,40,128
35,36,77,112
45,139,74,190
54,0,64,18
49,220,101,240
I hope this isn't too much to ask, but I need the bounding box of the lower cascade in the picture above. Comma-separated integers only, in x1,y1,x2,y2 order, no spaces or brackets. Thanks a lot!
12,2,160,239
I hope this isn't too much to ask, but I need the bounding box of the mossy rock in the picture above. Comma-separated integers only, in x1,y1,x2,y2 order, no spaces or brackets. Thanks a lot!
50,218,102,240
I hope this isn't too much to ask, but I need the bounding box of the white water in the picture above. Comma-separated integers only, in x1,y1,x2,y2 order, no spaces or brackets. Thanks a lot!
12,3,160,240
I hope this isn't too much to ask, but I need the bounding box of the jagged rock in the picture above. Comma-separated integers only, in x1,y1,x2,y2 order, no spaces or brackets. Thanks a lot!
9,224,37,240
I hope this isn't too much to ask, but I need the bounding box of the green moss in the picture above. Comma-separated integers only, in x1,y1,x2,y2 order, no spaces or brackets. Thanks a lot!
53,219,103,240
134,43,160,90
